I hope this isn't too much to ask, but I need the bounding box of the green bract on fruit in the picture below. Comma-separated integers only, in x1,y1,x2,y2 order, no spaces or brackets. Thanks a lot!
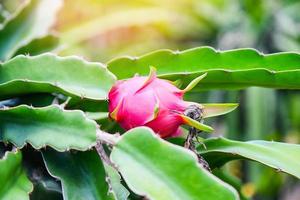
108,67,238,138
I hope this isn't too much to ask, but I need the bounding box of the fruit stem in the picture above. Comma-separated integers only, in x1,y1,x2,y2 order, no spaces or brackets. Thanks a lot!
95,129,119,169
96,129,119,145
184,105,211,172
95,139,118,169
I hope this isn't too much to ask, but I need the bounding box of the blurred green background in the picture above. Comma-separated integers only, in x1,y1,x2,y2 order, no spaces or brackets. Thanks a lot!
1,0,300,199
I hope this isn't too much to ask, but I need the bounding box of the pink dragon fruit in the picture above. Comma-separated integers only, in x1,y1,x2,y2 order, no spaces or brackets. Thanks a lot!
108,67,237,138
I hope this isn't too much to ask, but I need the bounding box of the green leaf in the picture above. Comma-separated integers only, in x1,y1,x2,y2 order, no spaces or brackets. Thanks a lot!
198,137,300,179
21,145,63,200
14,35,59,56
0,0,62,61
43,149,112,200
201,103,239,118
212,169,249,200
110,127,239,200
107,47,300,90
0,105,97,151
0,53,116,100
0,150,33,200
30,180,63,200
86,112,109,121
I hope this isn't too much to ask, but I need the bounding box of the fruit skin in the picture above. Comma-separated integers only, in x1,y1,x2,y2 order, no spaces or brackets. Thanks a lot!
108,69,190,138
108,68,239,137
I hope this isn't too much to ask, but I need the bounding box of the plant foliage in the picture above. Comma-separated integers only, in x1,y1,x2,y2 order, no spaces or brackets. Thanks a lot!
0,1,299,199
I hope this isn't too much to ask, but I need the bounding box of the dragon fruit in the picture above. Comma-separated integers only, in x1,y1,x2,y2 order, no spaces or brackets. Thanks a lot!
108,67,237,138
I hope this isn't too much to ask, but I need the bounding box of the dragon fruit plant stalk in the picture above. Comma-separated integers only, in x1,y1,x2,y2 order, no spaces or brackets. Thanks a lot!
108,67,238,138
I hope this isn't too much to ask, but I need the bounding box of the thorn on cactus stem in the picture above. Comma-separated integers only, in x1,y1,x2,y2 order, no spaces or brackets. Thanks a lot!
80,94,86,99
59,97,71,109
174,50,180,54
276,168,282,172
